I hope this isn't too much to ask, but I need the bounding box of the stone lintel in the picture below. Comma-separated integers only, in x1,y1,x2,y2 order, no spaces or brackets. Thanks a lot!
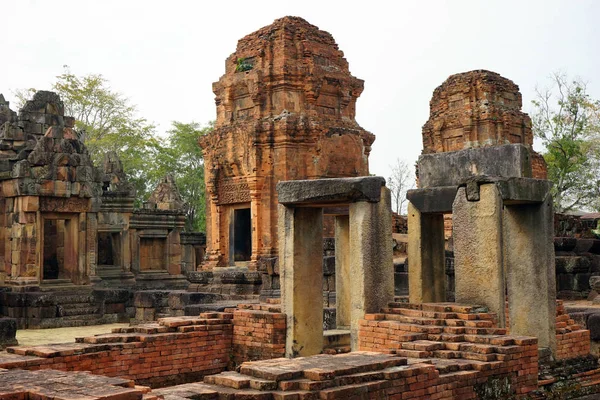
406,186,457,214
323,206,349,216
418,144,532,188
461,176,552,204
276,176,385,206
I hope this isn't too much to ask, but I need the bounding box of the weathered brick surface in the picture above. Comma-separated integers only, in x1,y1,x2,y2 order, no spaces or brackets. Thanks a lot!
555,299,591,360
421,70,547,180
358,302,539,397
227,303,286,366
0,368,155,400
201,16,375,271
0,313,233,388
158,351,530,399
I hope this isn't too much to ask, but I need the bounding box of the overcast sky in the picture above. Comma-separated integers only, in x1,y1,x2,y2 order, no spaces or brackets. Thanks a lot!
1,0,599,178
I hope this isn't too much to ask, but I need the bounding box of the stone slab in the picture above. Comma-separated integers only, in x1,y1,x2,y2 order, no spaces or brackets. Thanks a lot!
276,176,385,206
406,186,457,213
418,144,532,188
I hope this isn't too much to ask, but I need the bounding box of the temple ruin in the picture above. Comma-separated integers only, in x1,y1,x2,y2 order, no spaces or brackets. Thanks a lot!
1,15,600,400
200,17,375,295
0,92,203,328
421,70,548,179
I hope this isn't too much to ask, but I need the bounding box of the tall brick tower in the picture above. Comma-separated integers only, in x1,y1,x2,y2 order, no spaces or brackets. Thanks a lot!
200,16,375,272
421,70,547,179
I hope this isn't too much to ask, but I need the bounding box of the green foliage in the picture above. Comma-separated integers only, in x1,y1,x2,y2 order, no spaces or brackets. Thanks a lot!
13,68,211,232
592,220,600,239
150,121,212,232
235,57,253,72
17,67,161,200
532,72,600,212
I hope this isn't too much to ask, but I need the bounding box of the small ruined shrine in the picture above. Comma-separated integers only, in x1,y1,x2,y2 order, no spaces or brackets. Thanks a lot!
421,70,547,179
0,91,103,286
200,16,375,270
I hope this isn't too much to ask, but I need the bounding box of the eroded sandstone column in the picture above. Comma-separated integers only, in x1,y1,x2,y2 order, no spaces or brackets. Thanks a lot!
407,203,446,303
504,195,556,352
279,205,323,357
335,215,350,329
453,185,506,324
349,187,394,350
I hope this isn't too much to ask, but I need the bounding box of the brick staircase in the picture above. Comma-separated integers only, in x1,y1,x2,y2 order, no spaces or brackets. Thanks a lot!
154,352,450,399
358,302,539,394
555,299,591,359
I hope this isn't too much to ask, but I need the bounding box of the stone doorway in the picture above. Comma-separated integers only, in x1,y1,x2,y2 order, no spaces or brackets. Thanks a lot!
41,214,78,283
139,237,166,271
230,207,251,264
97,232,121,268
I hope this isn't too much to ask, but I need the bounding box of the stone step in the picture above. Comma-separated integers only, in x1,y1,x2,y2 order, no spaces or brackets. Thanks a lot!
429,358,476,373
436,369,479,385
394,349,432,358
322,345,351,355
31,316,105,329
239,353,407,382
432,350,462,359
427,333,466,342
383,314,445,326
323,329,350,348
459,351,498,362
204,371,251,389
462,334,515,346
379,321,444,334
57,305,99,317
401,340,444,352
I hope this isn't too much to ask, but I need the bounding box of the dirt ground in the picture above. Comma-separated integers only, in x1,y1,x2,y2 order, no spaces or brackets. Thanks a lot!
15,323,129,347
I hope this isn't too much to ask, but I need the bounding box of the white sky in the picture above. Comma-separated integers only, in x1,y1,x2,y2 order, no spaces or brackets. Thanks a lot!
1,0,599,178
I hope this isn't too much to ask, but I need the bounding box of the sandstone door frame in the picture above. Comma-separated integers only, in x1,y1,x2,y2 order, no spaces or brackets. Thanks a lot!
97,228,125,270
226,202,252,267
39,212,80,285
136,230,169,272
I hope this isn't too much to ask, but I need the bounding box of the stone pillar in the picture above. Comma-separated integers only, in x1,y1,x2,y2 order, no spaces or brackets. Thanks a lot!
248,177,261,270
504,195,556,352
77,213,86,285
407,202,446,303
348,187,394,350
87,213,100,284
334,215,350,329
279,204,323,357
453,184,506,324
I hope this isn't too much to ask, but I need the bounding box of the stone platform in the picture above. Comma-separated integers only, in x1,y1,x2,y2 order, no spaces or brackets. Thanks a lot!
0,368,158,399
155,352,443,399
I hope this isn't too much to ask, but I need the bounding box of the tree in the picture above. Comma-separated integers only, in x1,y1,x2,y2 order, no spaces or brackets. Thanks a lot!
532,72,600,212
14,67,160,199
150,121,212,232
387,158,415,214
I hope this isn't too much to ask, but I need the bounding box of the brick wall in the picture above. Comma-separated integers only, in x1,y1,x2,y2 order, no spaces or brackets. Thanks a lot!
228,303,286,366
0,313,233,388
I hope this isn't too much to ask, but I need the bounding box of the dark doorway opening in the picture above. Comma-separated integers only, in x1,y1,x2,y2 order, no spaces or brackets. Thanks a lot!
43,219,65,280
233,208,251,262
98,232,121,267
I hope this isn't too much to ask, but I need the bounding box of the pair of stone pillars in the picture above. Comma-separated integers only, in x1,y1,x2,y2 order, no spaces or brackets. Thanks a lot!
277,177,394,357
408,145,557,355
